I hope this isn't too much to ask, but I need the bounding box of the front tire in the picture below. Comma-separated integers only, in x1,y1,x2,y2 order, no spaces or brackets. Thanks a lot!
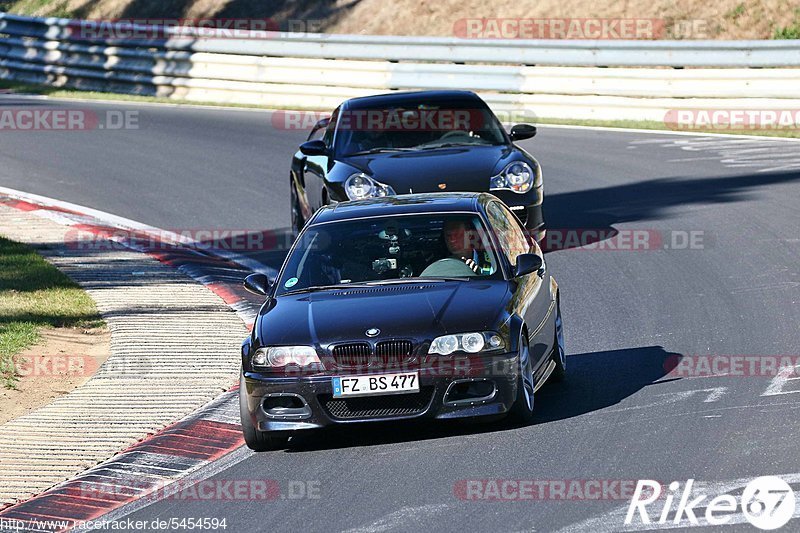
509,332,536,425
239,374,289,452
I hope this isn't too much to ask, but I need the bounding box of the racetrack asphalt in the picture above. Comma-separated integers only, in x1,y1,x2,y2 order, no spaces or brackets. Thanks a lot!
1,95,799,532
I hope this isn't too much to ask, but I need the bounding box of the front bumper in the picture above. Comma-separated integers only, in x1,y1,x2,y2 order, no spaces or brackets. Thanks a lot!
242,352,520,432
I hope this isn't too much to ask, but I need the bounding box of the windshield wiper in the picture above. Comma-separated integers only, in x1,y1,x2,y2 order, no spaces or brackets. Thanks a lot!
363,277,470,285
283,278,470,294
345,147,417,156
416,276,472,282
417,142,489,150
363,279,443,285
282,284,373,295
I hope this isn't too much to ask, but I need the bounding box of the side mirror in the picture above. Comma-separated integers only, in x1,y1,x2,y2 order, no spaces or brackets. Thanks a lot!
299,139,328,156
514,253,544,277
510,124,537,142
244,273,271,296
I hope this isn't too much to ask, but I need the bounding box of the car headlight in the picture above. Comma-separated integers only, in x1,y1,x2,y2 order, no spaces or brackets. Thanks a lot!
252,346,322,368
429,332,505,355
345,173,396,200
490,161,538,194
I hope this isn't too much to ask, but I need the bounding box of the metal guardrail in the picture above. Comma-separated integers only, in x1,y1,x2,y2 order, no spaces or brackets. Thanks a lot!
3,13,800,67
1,12,799,121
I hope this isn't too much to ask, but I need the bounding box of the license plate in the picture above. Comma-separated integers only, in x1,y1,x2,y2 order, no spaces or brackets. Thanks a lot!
332,372,419,398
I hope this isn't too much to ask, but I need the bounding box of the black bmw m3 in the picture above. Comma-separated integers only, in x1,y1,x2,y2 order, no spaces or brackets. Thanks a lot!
240,193,565,451
289,90,546,240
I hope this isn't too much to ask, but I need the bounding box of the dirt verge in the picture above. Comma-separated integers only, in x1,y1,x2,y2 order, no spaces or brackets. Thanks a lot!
0,327,110,425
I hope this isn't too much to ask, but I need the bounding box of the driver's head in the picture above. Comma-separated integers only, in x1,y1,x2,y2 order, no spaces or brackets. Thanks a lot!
444,219,473,256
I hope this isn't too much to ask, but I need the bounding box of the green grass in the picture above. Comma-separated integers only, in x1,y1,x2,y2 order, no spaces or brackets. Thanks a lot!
773,25,800,39
773,8,800,39
0,0,73,17
726,3,747,21
3,80,800,139
0,236,104,389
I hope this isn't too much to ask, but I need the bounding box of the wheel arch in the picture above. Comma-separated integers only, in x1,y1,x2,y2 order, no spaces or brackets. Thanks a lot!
505,313,527,355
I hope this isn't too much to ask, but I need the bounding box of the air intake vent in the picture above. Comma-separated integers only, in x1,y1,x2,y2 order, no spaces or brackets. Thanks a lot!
375,340,414,360
320,386,434,419
331,343,372,367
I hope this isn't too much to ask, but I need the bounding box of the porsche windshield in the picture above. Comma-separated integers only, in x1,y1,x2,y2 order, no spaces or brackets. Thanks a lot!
276,214,503,295
335,102,507,156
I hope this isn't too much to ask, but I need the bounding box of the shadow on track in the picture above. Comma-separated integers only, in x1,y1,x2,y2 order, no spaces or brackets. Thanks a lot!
278,346,682,453
533,346,682,423
542,169,800,252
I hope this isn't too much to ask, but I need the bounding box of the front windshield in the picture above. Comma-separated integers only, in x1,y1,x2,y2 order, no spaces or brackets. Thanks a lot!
334,102,507,156
276,213,502,295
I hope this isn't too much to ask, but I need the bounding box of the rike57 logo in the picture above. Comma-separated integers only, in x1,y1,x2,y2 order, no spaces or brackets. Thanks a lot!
626,477,796,530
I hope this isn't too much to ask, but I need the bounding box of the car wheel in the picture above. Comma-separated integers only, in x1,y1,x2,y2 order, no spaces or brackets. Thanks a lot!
509,331,536,425
550,301,566,382
239,374,290,452
290,177,304,237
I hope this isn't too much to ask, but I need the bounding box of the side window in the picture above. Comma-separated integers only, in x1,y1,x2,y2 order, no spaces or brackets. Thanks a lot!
307,121,326,141
486,202,529,265
322,107,339,148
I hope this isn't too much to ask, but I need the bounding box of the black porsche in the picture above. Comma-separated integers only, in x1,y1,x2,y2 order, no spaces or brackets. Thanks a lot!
240,193,565,451
289,90,545,240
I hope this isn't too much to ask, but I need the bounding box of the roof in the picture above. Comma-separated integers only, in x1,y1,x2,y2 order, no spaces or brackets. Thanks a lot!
342,90,486,111
311,192,493,224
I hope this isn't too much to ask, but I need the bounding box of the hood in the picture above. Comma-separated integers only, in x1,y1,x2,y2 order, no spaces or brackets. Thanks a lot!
341,145,514,194
258,281,510,347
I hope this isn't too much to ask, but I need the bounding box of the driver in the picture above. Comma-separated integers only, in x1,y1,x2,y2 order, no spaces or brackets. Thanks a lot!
443,219,485,274
350,128,388,152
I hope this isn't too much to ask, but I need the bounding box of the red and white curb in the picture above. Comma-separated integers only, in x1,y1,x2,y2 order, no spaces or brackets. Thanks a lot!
0,186,274,328
0,389,244,532
0,187,278,530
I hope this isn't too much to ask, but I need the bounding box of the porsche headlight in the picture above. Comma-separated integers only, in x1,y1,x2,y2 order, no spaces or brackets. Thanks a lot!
429,332,505,355
252,346,321,368
490,161,538,194
345,173,396,200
